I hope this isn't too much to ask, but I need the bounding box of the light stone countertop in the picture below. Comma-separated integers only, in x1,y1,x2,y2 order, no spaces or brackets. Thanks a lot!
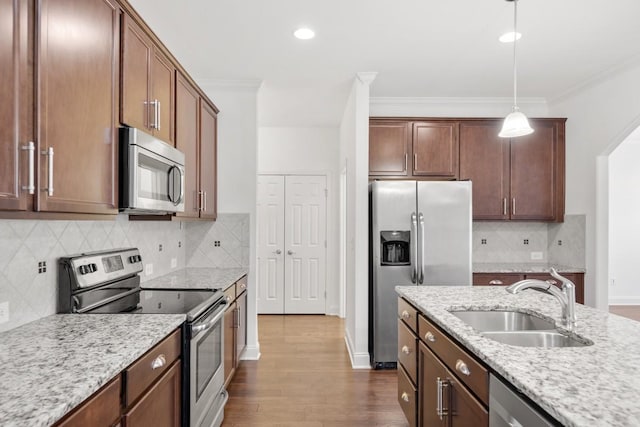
473,262,586,273
0,314,185,427
396,286,640,427
142,267,248,291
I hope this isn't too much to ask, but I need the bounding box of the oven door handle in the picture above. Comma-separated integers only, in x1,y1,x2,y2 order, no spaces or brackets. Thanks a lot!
191,302,226,336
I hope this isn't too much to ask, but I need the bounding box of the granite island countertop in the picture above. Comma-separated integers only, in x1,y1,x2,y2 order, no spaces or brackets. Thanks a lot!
0,314,185,427
396,286,640,426
473,262,585,273
142,267,248,291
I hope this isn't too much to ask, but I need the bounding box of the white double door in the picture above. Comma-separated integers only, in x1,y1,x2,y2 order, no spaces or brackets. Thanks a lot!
257,175,327,314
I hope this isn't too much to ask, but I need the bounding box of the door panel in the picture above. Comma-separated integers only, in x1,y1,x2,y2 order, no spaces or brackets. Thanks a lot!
121,14,150,130
369,121,409,176
412,122,459,178
150,49,174,144
199,101,217,220
174,73,199,218
284,175,327,313
257,175,285,313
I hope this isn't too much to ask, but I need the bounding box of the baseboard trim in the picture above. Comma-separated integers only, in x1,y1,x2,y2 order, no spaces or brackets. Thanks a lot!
609,296,640,305
240,344,261,360
344,328,371,369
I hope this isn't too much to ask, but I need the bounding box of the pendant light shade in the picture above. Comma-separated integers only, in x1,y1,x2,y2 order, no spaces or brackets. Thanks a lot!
499,0,533,138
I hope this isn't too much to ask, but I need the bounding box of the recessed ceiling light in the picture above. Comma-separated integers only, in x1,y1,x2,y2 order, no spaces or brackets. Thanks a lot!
499,31,522,43
294,28,315,40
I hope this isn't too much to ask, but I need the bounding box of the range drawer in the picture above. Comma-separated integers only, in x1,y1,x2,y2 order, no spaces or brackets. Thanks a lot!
397,364,417,427
398,297,418,333
397,320,417,383
124,328,181,406
418,315,488,405
472,273,524,286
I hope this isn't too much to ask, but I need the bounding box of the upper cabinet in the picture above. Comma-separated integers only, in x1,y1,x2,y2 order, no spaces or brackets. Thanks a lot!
459,118,565,222
175,73,218,220
369,119,459,180
36,0,120,214
0,0,31,211
121,13,175,145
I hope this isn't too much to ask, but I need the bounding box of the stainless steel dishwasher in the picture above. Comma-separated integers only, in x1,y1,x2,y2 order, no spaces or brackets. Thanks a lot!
490,374,557,427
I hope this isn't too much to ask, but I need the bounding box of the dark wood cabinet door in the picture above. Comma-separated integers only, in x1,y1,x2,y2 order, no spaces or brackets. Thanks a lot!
369,121,410,176
224,302,236,387
472,273,524,287
122,361,181,427
419,342,447,427
412,122,459,178
236,290,247,360
175,73,200,218
510,120,562,221
199,100,217,220
448,373,488,426
37,0,119,214
121,14,151,131
0,0,31,211
459,121,510,220
151,49,174,144
54,376,121,427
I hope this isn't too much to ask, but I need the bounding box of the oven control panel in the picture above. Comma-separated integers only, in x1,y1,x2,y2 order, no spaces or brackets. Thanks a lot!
64,248,143,289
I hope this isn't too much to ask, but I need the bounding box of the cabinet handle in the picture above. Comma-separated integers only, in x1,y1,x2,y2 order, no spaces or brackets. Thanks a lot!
198,191,204,211
225,295,232,303
436,377,444,420
401,310,410,320
151,354,166,370
401,345,411,355
20,142,35,194
404,153,408,172
455,359,471,376
489,279,504,285
512,198,516,215
203,191,207,212
42,147,54,196
414,153,418,172
424,331,436,342
401,392,410,403
503,198,507,215
237,305,241,328
156,100,161,131
150,99,160,130
239,282,246,290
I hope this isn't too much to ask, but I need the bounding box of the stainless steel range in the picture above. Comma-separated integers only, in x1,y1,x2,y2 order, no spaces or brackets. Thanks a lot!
58,248,227,427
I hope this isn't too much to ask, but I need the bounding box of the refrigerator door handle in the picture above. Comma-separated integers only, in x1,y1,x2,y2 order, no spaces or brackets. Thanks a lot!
411,212,418,284
418,212,425,284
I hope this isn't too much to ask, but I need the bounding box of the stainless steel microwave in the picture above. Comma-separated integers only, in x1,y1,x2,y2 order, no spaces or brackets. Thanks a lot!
119,127,185,214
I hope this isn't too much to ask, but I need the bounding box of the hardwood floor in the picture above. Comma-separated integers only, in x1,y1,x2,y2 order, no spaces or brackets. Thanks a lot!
609,305,640,322
222,315,408,427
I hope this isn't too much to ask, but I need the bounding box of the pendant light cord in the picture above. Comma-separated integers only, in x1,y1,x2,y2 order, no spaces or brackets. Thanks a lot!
512,0,518,110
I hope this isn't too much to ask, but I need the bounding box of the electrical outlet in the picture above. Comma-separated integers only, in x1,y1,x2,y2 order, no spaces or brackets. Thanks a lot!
530,251,543,260
171,258,177,268
145,263,154,276
0,301,9,324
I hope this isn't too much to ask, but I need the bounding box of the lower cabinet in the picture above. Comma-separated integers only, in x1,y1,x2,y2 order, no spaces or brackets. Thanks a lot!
224,299,237,386
473,272,585,304
223,274,249,387
53,329,182,427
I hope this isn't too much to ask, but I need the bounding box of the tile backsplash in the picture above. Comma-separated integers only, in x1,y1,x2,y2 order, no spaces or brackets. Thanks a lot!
473,214,586,267
0,213,249,332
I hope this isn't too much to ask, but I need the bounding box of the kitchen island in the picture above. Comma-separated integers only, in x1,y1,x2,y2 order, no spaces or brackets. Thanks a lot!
0,314,185,427
396,285,640,426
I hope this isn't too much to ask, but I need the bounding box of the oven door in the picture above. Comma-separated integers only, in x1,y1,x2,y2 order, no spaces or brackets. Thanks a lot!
190,301,227,427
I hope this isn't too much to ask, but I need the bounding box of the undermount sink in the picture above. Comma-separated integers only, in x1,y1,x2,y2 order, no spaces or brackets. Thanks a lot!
449,310,593,348
481,330,591,348
450,310,555,332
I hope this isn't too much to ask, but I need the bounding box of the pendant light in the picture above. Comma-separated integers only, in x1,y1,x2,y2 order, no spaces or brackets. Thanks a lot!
499,0,534,138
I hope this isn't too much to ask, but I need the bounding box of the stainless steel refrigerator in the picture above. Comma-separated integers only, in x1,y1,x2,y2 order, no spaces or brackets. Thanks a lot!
369,180,472,368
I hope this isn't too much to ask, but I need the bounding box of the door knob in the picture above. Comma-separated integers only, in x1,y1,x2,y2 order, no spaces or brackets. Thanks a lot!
275,249,282,254
287,250,294,255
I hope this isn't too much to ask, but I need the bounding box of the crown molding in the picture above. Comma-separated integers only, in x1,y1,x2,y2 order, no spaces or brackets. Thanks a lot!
370,96,547,106
356,72,378,85
196,78,263,91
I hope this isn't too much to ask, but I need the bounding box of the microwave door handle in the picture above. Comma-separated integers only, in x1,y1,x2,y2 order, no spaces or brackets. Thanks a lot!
167,165,183,205
174,166,184,204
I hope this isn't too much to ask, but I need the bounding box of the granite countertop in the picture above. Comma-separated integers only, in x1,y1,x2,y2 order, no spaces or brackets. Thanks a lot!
473,262,586,273
142,267,248,291
396,286,640,426
0,314,185,427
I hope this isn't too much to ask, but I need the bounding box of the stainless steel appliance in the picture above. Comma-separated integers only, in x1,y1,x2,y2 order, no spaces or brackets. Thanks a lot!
369,180,472,368
120,127,185,214
489,374,556,426
58,248,227,427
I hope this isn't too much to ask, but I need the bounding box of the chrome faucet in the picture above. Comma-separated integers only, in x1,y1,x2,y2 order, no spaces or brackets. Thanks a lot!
505,268,577,329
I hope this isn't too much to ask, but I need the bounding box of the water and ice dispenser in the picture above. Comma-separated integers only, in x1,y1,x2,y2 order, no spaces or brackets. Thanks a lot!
380,231,410,265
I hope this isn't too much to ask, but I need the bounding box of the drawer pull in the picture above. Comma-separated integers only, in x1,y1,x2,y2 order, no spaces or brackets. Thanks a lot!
489,279,504,285
455,359,471,376
401,345,411,355
401,310,410,320
225,295,232,303
239,283,246,290
424,331,436,342
151,354,166,370
401,392,410,403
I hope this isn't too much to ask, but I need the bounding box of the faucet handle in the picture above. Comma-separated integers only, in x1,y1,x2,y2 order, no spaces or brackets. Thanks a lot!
549,268,575,290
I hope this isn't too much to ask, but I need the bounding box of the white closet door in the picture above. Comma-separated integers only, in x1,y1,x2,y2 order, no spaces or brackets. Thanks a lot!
284,175,327,314
256,175,285,313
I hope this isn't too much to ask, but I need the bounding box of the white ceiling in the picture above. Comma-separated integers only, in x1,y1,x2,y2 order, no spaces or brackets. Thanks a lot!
129,0,640,125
